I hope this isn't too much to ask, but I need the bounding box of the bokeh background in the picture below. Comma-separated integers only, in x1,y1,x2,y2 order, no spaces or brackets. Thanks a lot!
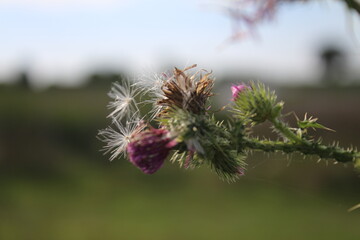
1,0,360,239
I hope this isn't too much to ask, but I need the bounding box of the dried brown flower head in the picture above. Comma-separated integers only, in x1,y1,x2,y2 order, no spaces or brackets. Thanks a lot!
157,64,214,115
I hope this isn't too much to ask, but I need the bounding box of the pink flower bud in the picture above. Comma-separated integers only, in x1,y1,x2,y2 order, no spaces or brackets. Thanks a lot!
231,84,248,101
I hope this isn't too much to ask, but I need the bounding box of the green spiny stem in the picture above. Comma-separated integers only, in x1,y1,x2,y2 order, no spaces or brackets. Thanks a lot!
243,138,359,164
270,118,302,143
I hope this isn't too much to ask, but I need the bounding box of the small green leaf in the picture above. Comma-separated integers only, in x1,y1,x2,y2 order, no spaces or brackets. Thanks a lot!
298,121,327,130
297,113,334,131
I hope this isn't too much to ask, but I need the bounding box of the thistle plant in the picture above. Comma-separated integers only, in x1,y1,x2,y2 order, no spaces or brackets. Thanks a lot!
99,64,360,182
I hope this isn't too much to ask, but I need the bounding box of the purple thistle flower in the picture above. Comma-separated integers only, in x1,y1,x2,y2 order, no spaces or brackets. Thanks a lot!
231,84,248,101
126,128,177,174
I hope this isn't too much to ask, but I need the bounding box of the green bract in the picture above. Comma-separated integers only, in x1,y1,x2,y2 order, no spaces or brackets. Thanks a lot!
160,108,246,182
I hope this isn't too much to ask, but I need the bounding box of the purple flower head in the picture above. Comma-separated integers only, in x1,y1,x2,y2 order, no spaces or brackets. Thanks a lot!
126,127,177,174
231,84,248,101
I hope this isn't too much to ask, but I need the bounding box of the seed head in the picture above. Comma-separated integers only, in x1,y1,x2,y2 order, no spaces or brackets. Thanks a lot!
107,80,140,121
98,119,145,161
135,72,171,120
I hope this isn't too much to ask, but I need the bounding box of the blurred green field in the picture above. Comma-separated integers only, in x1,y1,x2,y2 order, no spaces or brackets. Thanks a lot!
0,84,359,240
1,163,360,240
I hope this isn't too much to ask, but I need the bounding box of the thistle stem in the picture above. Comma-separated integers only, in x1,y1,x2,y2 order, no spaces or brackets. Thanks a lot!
270,118,302,143
243,138,358,164
266,116,359,163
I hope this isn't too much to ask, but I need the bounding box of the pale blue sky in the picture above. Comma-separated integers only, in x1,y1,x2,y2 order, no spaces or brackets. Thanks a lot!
0,0,359,87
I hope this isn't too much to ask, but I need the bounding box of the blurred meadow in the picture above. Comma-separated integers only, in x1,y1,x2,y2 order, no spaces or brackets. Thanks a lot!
1,0,360,239
1,75,360,240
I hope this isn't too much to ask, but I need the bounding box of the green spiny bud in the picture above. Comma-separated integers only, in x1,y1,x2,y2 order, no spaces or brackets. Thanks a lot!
232,82,279,124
